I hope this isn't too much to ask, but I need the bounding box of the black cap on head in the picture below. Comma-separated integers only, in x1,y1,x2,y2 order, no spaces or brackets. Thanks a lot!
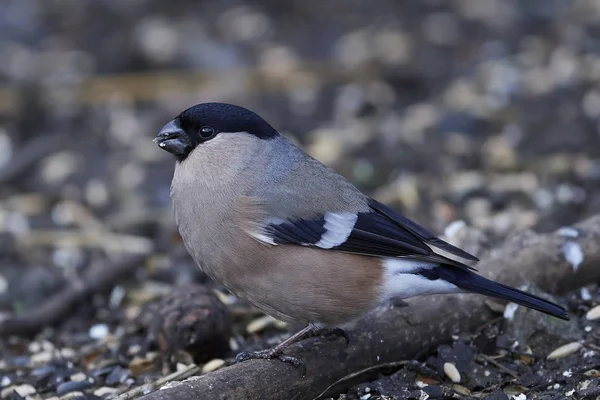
154,102,279,160
179,102,279,140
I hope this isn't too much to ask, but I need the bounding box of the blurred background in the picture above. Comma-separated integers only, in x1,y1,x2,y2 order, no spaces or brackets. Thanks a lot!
1,0,600,396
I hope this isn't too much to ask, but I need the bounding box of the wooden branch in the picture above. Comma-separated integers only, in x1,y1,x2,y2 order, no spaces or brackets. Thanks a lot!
0,256,144,337
141,215,600,400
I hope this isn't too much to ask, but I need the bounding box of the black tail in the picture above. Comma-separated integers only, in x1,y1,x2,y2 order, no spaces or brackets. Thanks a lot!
420,266,569,320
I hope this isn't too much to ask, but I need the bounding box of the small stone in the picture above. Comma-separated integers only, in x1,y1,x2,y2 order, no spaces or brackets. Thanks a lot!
452,384,470,395
94,387,118,397
561,241,584,272
41,340,55,351
128,344,142,356
129,356,154,376
105,366,129,386
60,391,84,399
60,348,76,360
69,372,86,382
246,315,278,334
89,324,109,340
13,384,35,397
503,303,519,320
229,337,240,351
57,379,92,396
0,386,14,398
443,362,461,383
581,287,593,301
586,305,600,320
547,342,582,360
176,363,188,372
31,350,54,366
202,359,225,374
28,342,41,353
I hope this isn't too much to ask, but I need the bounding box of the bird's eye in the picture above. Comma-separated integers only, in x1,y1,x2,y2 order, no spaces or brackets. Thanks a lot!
199,126,216,139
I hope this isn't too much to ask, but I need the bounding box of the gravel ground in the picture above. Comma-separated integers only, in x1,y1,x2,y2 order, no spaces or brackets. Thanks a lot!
1,1,600,399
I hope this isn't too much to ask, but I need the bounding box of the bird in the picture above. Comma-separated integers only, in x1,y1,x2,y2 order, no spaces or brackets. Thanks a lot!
154,102,569,371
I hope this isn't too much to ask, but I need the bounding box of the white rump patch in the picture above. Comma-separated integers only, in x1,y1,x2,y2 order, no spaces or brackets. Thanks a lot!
315,212,358,249
383,258,436,274
380,258,458,301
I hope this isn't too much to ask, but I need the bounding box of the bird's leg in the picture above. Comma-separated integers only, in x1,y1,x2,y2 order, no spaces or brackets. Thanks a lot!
234,325,314,374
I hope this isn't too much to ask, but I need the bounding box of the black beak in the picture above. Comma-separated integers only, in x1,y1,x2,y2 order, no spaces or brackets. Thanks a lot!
154,119,190,157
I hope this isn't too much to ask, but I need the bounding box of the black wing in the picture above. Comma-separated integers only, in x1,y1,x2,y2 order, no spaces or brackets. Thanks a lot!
265,198,478,268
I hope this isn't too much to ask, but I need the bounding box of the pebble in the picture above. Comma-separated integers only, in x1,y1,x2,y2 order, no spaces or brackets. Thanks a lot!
89,324,109,340
586,305,600,320
1,384,35,398
57,379,93,396
129,357,154,376
503,303,519,320
443,362,461,383
202,359,225,374
229,337,240,351
452,384,470,395
561,241,584,272
31,364,56,379
128,344,142,356
547,342,582,360
176,363,188,372
105,366,129,386
31,350,54,366
246,315,278,334
69,372,86,382
28,341,42,353
581,287,592,301
94,387,118,397
60,348,76,360
60,391,84,399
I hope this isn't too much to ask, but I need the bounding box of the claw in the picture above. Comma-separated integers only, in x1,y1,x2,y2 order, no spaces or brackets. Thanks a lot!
234,349,306,376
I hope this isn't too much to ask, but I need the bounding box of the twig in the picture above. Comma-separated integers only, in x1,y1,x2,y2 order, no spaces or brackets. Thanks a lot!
0,133,70,185
23,229,154,255
0,256,144,337
476,354,519,380
312,361,410,400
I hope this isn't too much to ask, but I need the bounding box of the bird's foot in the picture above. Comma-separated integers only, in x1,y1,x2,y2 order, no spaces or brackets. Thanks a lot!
311,327,350,345
234,348,306,376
